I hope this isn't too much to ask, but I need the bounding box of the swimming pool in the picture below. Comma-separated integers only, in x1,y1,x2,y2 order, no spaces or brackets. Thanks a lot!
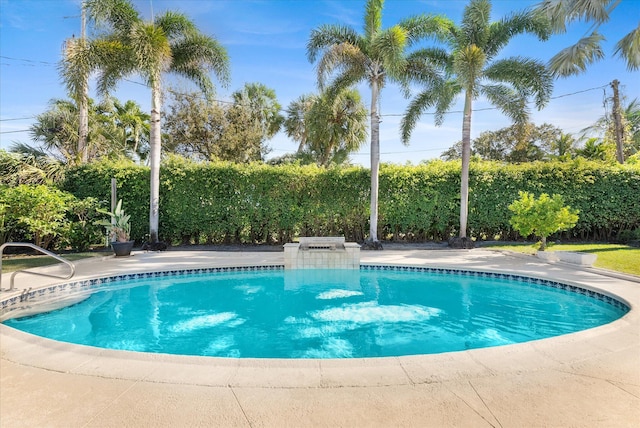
2,265,628,358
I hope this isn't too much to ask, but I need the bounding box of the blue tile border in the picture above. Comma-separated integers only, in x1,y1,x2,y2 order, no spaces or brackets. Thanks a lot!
360,265,630,311
0,264,630,316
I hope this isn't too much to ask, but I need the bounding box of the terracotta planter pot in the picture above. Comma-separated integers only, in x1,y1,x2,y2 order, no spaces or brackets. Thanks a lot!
111,240,134,257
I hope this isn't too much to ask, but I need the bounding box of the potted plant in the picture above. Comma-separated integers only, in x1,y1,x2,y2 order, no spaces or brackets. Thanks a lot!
96,199,134,257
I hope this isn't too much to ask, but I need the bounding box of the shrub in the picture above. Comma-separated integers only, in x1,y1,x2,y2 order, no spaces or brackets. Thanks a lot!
0,185,105,251
63,197,105,251
1,185,72,249
508,191,579,250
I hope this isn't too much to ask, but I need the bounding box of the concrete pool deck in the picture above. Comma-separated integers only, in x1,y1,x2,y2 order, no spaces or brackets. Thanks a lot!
1,248,638,427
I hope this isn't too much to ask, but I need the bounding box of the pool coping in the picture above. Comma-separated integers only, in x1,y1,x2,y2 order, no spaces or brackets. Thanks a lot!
1,249,638,390
2,249,640,428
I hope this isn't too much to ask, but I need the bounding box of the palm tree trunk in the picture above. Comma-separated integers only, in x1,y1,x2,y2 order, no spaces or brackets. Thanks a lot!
460,90,472,239
78,86,88,164
78,4,88,164
369,78,380,243
149,82,162,243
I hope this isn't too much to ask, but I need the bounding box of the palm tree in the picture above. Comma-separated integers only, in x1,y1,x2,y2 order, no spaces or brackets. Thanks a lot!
534,0,640,76
307,0,448,247
29,99,83,164
112,99,150,163
2,145,66,186
62,0,230,243
304,88,368,166
401,0,553,244
29,97,128,164
284,94,317,154
231,83,283,143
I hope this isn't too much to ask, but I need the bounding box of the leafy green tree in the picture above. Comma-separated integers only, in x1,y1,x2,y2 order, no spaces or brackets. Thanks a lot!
163,91,265,162
508,191,579,250
307,0,447,245
62,0,230,243
401,0,553,242
534,0,640,76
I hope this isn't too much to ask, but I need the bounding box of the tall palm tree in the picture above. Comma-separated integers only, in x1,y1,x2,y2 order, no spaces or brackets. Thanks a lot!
401,0,553,244
534,0,640,76
62,0,230,243
307,0,448,247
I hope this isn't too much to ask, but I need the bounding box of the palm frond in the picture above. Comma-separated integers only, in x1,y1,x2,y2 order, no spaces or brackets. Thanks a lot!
548,32,605,77
316,42,367,89
460,0,491,49
170,33,231,93
130,22,172,82
453,44,486,89
402,50,449,98
481,84,529,124
398,14,455,46
372,26,408,77
307,24,361,62
400,80,459,144
155,11,197,39
60,37,119,101
323,69,365,100
570,0,618,24
85,0,139,34
484,57,553,108
91,37,137,95
364,0,383,40
614,23,640,71
405,47,452,76
486,9,552,58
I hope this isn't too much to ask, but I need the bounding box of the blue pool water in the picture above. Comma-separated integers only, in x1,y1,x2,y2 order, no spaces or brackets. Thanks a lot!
4,268,627,358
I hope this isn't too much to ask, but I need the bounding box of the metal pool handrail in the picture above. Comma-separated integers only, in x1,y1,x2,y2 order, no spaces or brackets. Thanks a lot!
0,243,76,292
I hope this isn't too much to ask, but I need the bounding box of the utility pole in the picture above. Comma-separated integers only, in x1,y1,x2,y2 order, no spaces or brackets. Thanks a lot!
611,79,625,164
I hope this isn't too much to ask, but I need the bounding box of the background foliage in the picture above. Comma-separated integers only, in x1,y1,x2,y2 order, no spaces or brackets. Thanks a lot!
59,158,640,245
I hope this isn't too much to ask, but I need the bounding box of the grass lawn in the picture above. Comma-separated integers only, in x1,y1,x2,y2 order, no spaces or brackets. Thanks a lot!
1,252,107,273
483,243,640,276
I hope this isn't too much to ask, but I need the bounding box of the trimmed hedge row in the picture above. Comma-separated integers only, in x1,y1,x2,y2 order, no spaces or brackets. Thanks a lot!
62,158,640,244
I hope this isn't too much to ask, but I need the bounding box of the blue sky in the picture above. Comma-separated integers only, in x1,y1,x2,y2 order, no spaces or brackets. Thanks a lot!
1,0,638,165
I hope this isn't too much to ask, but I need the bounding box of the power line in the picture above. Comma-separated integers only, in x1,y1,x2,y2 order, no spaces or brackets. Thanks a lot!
0,116,36,122
379,84,609,117
0,130,30,134
0,55,56,66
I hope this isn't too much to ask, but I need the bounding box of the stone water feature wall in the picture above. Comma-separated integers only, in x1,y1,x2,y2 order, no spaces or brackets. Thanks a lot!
283,237,360,269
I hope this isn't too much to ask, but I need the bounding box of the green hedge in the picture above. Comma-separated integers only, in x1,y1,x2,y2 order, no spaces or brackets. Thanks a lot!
62,158,640,244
